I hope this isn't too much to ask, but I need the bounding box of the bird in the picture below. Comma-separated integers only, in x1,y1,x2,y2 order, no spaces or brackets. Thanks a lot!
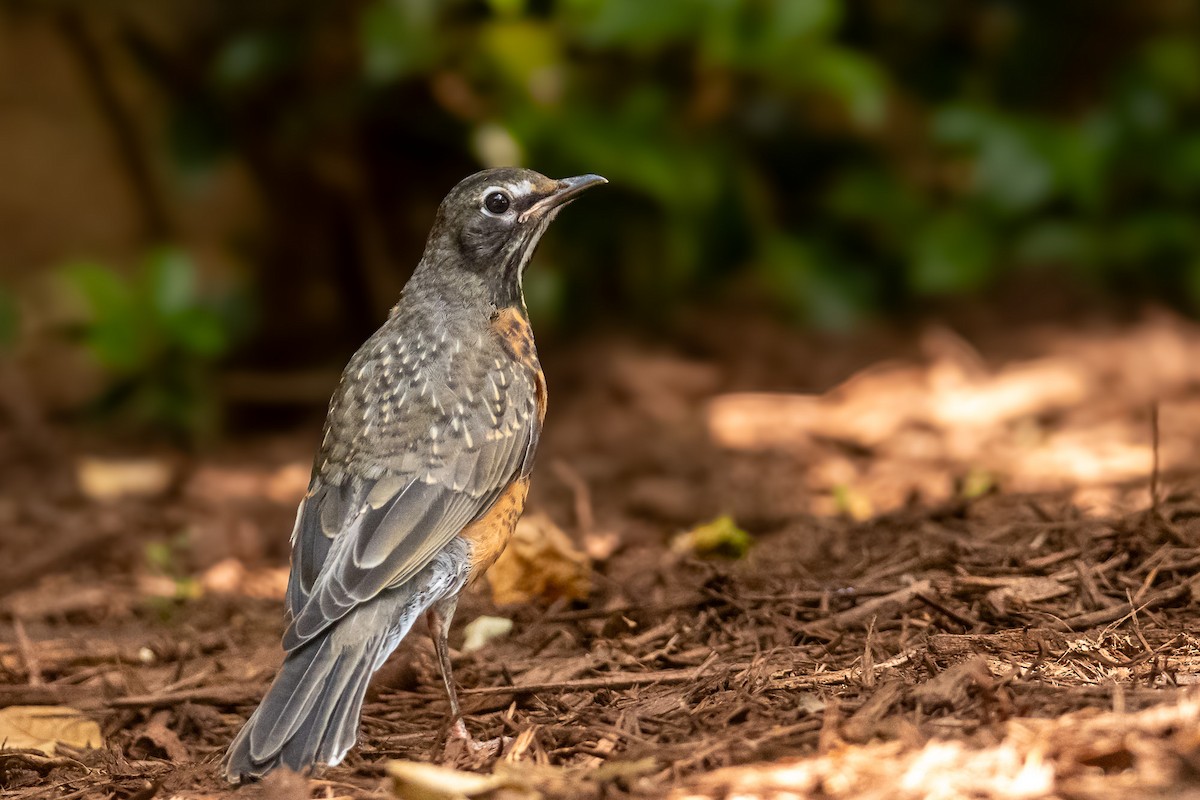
222,167,607,782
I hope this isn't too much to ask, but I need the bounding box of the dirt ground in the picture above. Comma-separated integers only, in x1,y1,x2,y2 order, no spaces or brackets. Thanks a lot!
6,307,1200,799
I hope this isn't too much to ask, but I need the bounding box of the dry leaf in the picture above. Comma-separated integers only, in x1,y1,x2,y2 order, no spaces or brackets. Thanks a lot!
77,457,173,500
487,513,590,605
384,757,656,800
461,616,513,653
0,705,101,755
387,760,508,800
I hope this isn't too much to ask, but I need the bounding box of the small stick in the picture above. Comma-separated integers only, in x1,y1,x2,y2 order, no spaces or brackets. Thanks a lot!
12,618,43,686
1063,582,1190,630
106,685,263,709
914,593,981,629
805,580,933,632
552,460,595,535
1150,402,1161,512
771,648,919,691
862,617,876,689
465,658,717,697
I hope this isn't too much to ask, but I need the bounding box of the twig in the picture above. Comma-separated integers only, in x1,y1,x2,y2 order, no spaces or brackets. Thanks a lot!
464,657,720,697
1150,402,1161,512
106,684,262,709
770,647,919,690
1062,582,1191,630
12,618,43,686
552,460,595,535
804,580,933,632
0,682,263,709
914,593,982,629
1072,559,1105,610
862,617,876,689
541,599,702,623
0,750,87,776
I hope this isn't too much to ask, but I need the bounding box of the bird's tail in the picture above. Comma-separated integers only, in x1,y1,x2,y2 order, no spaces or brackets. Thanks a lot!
223,538,471,783
222,626,390,782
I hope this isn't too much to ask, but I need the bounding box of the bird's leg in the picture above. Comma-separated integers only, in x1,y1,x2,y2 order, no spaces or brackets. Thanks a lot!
426,596,469,741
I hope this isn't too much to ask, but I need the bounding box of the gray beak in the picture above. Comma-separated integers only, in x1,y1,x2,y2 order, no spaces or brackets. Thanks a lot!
519,174,608,223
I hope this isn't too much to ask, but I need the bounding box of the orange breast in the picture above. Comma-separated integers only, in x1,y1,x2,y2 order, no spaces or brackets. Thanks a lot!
490,306,547,424
460,476,530,583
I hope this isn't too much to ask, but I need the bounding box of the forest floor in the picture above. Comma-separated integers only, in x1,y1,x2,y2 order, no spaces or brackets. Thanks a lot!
6,307,1200,799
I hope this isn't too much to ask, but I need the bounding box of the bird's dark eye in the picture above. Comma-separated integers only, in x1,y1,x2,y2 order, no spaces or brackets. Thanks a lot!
484,191,511,215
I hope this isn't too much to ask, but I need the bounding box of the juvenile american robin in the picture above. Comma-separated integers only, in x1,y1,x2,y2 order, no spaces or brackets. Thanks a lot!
222,168,606,782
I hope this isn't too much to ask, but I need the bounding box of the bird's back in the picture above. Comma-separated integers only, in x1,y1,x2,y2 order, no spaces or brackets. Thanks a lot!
283,291,544,645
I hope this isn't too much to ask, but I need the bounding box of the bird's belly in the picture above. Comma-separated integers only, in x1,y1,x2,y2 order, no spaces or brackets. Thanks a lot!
460,475,530,582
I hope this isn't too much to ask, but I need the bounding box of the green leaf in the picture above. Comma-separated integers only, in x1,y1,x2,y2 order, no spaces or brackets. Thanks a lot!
908,212,998,295
1141,35,1200,101
164,307,232,358
360,0,439,83
143,248,197,318
562,0,700,51
758,235,868,331
480,19,561,93
767,0,841,41
63,261,133,318
62,262,154,372
1013,221,1100,269
825,167,927,245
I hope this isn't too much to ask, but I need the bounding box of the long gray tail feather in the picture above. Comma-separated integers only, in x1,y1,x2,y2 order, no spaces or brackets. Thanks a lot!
223,538,471,783
222,627,386,783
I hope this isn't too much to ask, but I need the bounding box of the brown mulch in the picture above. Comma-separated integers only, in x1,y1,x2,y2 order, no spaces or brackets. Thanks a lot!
5,309,1200,798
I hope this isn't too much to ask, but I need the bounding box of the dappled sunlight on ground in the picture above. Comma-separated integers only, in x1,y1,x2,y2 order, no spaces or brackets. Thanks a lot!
702,313,1200,521
7,310,1200,797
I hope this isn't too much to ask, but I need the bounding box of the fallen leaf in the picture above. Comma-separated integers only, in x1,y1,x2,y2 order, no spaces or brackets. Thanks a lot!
387,757,657,800
0,706,101,755
487,513,590,605
671,515,753,559
386,760,507,800
77,457,172,500
461,615,513,653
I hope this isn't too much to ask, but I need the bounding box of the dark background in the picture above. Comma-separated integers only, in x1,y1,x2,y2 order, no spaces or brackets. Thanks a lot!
1,0,1199,439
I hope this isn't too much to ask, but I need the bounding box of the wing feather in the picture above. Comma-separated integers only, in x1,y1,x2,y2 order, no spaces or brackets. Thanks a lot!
283,381,536,651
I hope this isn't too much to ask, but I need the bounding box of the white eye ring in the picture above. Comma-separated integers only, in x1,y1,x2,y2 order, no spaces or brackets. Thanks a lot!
481,187,512,216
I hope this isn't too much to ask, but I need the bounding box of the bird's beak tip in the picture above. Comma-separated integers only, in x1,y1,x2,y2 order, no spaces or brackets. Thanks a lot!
560,174,608,191
521,173,607,222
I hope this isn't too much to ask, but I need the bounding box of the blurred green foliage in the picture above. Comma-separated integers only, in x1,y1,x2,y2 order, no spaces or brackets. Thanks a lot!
62,249,248,439
44,2,1200,342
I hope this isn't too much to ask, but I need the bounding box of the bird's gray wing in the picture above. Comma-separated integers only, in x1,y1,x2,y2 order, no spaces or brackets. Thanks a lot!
283,358,539,652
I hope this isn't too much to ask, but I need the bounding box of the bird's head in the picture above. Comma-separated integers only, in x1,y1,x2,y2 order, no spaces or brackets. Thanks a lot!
418,167,607,307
